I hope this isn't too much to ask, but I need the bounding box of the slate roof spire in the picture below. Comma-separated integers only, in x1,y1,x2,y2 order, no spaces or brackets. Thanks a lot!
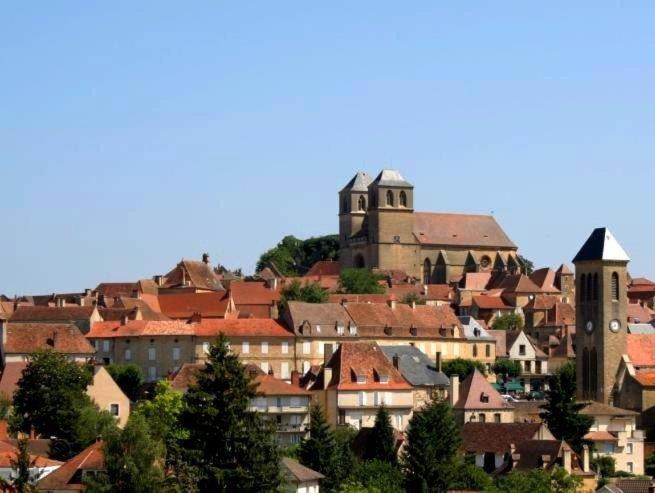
572,227,630,263
340,171,372,192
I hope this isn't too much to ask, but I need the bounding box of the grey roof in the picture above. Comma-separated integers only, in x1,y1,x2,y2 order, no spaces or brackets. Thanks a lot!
340,171,372,192
459,316,495,341
572,227,630,263
371,169,413,188
380,345,450,387
627,323,655,335
285,301,353,336
281,457,324,483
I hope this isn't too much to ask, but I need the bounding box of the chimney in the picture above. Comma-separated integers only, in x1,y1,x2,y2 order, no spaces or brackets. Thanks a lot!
291,370,300,386
392,353,399,369
449,375,459,406
120,313,129,326
388,299,397,310
153,275,163,287
562,445,572,473
79,296,85,307
267,278,278,291
582,444,590,472
84,288,92,296
202,253,210,265
411,301,416,310
56,297,65,308
436,351,442,373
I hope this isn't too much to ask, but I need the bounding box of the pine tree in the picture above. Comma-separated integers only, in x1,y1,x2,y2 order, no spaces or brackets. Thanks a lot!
11,437,37,493
299,402,339,490
401,400,461,492
366,406,396,464
179,335,280,492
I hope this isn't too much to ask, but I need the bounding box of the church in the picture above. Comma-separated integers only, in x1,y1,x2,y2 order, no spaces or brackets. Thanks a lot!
338,170,523,282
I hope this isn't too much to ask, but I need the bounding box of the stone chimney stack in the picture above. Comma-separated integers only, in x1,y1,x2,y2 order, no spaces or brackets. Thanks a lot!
562,445,572,473
202,253,210,265
449,375,459,406
56,297,65,308
582,444,590,472
388,299,397,310
120,313,129,326
392,354,399,369
436,351,442,373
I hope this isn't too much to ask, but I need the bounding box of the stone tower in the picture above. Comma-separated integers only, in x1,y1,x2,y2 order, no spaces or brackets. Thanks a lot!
338,172,372,269
573,228,629,404
366,170,418,274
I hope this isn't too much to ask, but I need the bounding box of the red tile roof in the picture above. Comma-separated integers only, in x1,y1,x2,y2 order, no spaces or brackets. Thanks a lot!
194,319,293,338
454,369,512,410
529,268,560,294
386,284,452,302
229,281,281,306
524,295,559,311
461,422,544,453
163,259,225,291
628,303,653,324
5,323,95,355
254,374,312,396
10,306,96,322
0,362,27,399
326,342,411,390
495,274,542,294
460,272,492,291
487,330,507,357
413,212,517,249
94,282,138,299
36,441,103,491
627,334,655,367
328,294,395,304
633,371,655,386
472,295,512,310
0,440,61,469
158,292,231,319
583,431,618,442
305,260,340,277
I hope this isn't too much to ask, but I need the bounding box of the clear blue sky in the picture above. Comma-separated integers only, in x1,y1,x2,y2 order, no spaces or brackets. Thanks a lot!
2,2,654,294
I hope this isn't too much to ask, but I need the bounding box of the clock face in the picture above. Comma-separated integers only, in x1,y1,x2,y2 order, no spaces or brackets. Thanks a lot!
609,319,621,333
585,320,594,334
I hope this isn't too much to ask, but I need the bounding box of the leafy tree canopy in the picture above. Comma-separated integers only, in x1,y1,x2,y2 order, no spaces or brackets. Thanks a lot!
279,280,329,310
491,466,581,493
441,358,486,380
338,269,385,294
491,313,524,331
518,255,534,275
257,235,339,276
539,361,592,453
401,292,425,306
492,359,522,379
106,364,144,402
351,460,404,493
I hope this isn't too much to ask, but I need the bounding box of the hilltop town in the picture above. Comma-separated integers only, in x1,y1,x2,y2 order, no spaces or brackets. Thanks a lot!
1,170,654,492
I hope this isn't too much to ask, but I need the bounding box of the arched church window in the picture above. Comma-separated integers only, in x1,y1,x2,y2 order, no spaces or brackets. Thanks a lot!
582,347,590,400
341,197,348,213
586,274,593,303
592,273,599,301
480,256,492,271
386,190,394,207
590,348,598,400
580,274,587,302
399,191,407,207
435,256,447,284
611,272,619,301
472,344,478,357
423,258,432,285
358,195,366,211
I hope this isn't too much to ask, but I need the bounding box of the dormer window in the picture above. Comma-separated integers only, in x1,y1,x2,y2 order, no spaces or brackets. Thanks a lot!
384,326,392,336
379,374,389,384
356,374,366,384
316,324,321,333
349,324,357,335
410,326,417,337
337,325,345,336
480,392,489,403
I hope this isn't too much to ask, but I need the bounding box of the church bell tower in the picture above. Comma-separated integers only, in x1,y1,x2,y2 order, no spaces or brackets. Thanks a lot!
573,228,629,404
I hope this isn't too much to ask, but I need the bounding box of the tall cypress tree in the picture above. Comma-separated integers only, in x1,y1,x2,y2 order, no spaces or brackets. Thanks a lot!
401,400,461,492
366,406,396,464
180,335,280,492
299,402,339,490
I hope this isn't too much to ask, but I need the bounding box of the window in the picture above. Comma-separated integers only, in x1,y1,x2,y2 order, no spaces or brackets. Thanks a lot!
302,361,310,374
356,374,366,384
338,410,346,425
478,413,486,423
423,258,432,285
172,347,180,361
519,344,526,356
399,190,407,207
110,404,120,416
202,342,210,354
386,190,394,207
525,361,532,373
473,345,478,357
290,397,301,408
281,341,288,354
358,195,366,211
242,341,250,354
480,255,492,270
303,341,311,354
148,347,156,361
261,362,269,374
319,343,324,354
349,324,357,335
261,342,269,354
494,413,501,423
281,362,290,380
124,348,131,361
359,392,367,406
148,367,156,381
103,340,110,352
485,344,491,357
315,325,321,333
627,443,633,454
379,374,389,384
592,273,599,300
337,325,345,336
611,272,620,301
627,462,633,473
394,414,402,429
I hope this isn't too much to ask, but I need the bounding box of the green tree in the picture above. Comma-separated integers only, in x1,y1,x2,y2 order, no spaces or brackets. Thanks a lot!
85,413,164,493
539,361,592,453
645,452,655,476
133,380,186,447
333,425,357,488
518,255,535,275
440,458,492,492
72,402,118,454
441,358,485,380
352,460,404,493
591,455,615,479
180,335,280,492
299,402,339,491
336,480,380,493
10,351,95,459
492,359,522,379
11,437,38,493
338,269,385,294
366,406,396,464
491,313,524,331
401,400,461,492
401,292,425,306
257,235,339,276
492,466,580,493
106,364,144,401
279,280,329,310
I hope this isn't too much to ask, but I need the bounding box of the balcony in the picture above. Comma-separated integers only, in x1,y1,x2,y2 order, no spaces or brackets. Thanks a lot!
276,423,308,433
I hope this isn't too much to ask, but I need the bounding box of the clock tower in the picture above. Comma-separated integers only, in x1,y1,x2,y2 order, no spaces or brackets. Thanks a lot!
573,228,629,405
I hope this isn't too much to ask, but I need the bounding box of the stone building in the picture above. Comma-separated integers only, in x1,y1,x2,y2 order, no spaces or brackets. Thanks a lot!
338,170,522,282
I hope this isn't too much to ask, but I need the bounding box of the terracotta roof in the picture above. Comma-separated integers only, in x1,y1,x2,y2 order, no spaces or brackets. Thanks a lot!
550,333,575,359
254,374,312,396
162,259,225,291
512,440,573,472
386,284,452,302
0,440,61,469
627,303,653,324
584,431,618,441
323,342,411,391
5,323,95,355
413,212,516,249
633,371,655,386
10,306,96,322
285,302,354,335
627,334,655,367
89,318,292,339
170,363,201,391
305,260,340,277
460,272,492,291
328,294,395,304
553,302,576,327
495,274,542,294
282,457,324,483
158,292,231,318
461,422,543,453
36,441,103,491
454,369,512,410
579,401,638,417
472,295,512,310
529,268,560,294
524,295,559,311
229,281,280,306
94,282,137,298
487,330,507,357
556,264,573,275
0,361,27,399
